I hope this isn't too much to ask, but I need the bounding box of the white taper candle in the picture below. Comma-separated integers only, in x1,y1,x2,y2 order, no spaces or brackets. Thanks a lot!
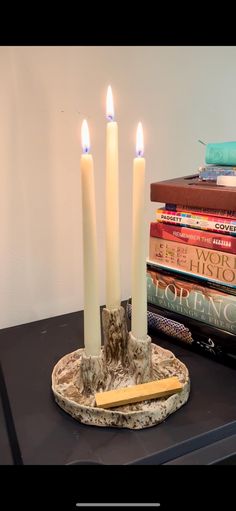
80,120,101,356
105,85,121,310
131,122,147,339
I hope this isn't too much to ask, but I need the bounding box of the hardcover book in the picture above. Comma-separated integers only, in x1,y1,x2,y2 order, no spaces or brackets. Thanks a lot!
147,301,236,345
151,222,236,253
155,209,236,236
147,303,236,360
147,265,236,334
127,300,236,362
149,237,236,287
199,166,236,181
150,174,236,210
166,204,236,217
147,263,236,295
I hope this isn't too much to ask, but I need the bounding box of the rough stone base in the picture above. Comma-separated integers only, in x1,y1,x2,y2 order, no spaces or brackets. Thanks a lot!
52,344,190,429
128,332,152,384
77,353,105,395
102,306,128,366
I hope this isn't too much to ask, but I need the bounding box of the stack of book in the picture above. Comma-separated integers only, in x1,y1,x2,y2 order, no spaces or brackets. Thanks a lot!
146,175,236,362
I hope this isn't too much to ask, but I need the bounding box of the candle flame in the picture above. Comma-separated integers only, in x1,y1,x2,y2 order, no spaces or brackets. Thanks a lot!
136,122,144,157
106,85,114,121
81,119,90,153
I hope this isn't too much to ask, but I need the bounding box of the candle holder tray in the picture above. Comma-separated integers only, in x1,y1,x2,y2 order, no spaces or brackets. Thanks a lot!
52,306,190,429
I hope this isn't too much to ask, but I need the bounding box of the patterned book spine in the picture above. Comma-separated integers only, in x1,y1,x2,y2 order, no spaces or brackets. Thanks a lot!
156,208,236,236
199,166,236,181
126,302,236,359
126,302,193,343
146,266,236,334
150,222,236,254
166,204,236,218
148,237,236,288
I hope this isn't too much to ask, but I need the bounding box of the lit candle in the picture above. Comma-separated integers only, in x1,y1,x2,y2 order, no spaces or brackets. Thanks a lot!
80,120,101,356
131,122,147,339
105,85,121,310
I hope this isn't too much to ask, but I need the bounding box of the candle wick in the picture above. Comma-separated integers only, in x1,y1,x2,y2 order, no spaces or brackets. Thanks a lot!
107,115,114,122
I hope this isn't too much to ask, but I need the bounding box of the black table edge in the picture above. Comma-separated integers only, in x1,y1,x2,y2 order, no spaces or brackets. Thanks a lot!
129,420,236,465
0,362,23,465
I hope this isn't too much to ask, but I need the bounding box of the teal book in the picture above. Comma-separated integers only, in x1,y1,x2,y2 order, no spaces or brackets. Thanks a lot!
147,266,236,334
205,141,236,166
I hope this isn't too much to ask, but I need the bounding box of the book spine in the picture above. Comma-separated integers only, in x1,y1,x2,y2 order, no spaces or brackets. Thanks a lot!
156,208,236,236
127,301,236,359
149,237,236,288
147,301,236,343
147,262,236,295
150,222,236,254
199,168,236,181
166,203,236,218
146,266,236,335
126,302,193,344
151,307,236,359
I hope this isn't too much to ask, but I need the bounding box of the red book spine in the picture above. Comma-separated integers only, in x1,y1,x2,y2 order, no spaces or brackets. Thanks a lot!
150,222,236,254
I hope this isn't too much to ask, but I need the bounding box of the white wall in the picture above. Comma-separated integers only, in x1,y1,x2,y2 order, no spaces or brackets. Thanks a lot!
1,46,236,328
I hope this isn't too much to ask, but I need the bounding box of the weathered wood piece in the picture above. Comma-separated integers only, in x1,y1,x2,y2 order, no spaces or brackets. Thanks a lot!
95,376,183,409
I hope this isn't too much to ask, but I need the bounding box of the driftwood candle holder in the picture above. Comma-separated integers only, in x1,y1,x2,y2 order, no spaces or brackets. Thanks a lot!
102,305,128,367
52,305,190,429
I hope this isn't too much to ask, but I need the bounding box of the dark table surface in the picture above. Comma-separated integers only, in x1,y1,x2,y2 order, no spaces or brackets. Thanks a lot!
0,308,236,465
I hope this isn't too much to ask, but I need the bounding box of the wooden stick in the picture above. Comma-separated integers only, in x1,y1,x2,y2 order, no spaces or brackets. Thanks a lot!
95,376,182,409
